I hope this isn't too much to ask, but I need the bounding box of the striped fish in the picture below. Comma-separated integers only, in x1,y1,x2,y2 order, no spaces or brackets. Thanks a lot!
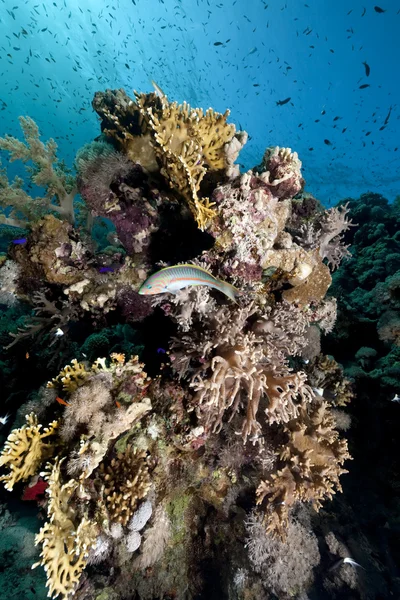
138,264,239,303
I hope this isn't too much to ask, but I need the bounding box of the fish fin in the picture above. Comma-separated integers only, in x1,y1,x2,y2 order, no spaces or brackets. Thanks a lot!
222,282,241,303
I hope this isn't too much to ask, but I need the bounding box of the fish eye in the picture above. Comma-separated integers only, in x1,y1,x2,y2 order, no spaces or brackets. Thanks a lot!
147,284,152,289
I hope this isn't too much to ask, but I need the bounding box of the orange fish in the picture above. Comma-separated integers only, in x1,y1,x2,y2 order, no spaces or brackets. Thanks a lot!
25,352,29,359
115,400,121,408
56,396,70,407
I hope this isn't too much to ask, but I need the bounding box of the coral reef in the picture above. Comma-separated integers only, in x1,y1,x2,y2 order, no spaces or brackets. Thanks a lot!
0,85,360,599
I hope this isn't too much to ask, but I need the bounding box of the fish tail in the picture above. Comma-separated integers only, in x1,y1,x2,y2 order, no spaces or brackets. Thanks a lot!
221,282,240,303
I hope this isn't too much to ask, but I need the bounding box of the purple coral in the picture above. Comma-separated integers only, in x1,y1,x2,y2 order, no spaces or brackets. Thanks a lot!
77,144,160,259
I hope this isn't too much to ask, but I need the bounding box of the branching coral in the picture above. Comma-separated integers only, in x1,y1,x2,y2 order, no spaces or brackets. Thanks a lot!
256,400,351,537
142,98,235,229
92,88,240,230
97,445,151,526
293,203,356,271
0,413,58,491
32,460,98,600
0,116,77,226
167,295,315,443
5,290,79,350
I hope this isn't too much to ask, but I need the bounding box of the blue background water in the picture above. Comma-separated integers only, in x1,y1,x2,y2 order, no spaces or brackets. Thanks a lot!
1,0,399,205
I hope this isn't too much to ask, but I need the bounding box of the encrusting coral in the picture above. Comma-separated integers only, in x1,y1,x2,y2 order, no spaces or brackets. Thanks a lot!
0,83,356,599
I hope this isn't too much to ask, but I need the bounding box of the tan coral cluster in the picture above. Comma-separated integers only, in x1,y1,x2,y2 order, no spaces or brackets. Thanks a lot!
136,91,237,229
167,296,315,444
305,353,354,406
47,358,92,393
256,401,351,538
0,413,58,491
191,338,314,443
98,445,151,526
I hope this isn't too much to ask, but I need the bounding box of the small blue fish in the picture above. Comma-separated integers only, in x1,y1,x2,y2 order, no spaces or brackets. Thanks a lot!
157,348,166,354
98,266,115,273
12,237,27,245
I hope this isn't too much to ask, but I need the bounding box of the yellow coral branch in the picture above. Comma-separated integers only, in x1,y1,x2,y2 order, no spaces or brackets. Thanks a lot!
0,413,58,491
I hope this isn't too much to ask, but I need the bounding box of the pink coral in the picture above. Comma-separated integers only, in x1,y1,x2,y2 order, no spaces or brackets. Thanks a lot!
258,146,304,199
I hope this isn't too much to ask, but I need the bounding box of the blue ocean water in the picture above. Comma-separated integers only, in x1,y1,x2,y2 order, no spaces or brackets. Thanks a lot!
1,0,399,205
0,2,399,600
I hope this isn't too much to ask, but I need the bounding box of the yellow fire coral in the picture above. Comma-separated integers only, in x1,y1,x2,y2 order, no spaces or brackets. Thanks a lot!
98,444,151,526
142,98,235,229
0,413,58,491
33,459,98,600
48,353,150,394
92,87,238,230
47,358,91,393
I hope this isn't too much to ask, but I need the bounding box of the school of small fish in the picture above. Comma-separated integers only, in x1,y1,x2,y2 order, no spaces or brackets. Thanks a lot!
0,1,398,205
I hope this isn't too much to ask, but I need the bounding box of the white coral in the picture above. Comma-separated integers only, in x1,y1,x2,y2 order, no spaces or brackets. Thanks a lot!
129,500,152,532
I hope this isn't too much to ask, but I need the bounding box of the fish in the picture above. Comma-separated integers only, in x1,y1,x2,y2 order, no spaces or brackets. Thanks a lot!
359,84,370,89
0,413,10,426
384,105,392,125
98,266,115,273
276,97,291,106
12,237,27,244
151,80,166,99
374,6,385,13
115,400,121,408
56,396,70,407
362,61,370,76
328,557,365,572
324,139,332,145
214,41,223,46
138,264,240,303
